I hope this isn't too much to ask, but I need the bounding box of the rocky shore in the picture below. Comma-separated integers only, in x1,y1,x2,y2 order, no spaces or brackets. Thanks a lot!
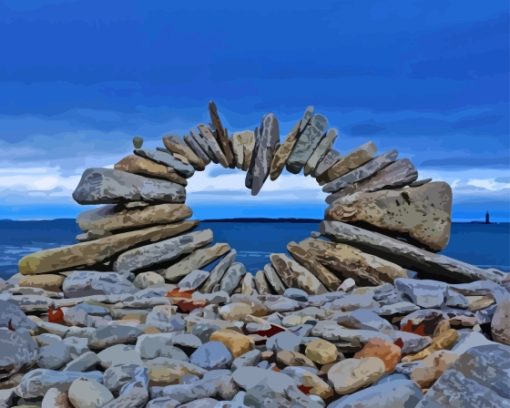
1,102,509,408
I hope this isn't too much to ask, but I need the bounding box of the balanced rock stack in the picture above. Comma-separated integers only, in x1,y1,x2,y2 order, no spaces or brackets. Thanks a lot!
0,102,508,408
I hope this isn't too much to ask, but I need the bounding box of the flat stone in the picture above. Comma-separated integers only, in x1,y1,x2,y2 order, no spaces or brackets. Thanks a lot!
281,366,333,399
218,302,253,321
287,242,341,291
183,133,211,166
163,135,206,170
36,334,71,369
263,264,286,295
276,350,316,369
19,274,64,292
73,168,186,204
201,251,236,293
190,342,233,369
270,253,326,295
401,329,459,363
269,120,301,180
317,142,377,184
326,182,452,251
19,222,197,275
284,287,309,302
253,271,270,295
145,358,206,386
89,325,143,349
163,243,231,283
63,352,100,372
312,321,392,345
146,305,184,332
16,369,103,399
114,229,213,273
322,149,398,193
208,102,234,166
0,300,37,332
63,271,137,298
287,114,328,174
231,130,255,171
300,238,407,285
314,149,341,178
232,366,295,392
304,128,338,176
388,331,432,355
114,155,187,185
354,338,401,373
78,203,192,238
134,148,195,177
196,124,229,167
210,329,254,358
178,270,209,291
266,332,302,352
415,344,510,407
0,328,38,380
395,278,447,308
68,378,113,408
97,344,143,369
103,366,149,408
334,309,394,332
327,357,386,395
305,339,338,365
321,221,507,283
410,350,459,388
328,380,423,408
246,114,280,195
492,298,510,345
219,263,246,295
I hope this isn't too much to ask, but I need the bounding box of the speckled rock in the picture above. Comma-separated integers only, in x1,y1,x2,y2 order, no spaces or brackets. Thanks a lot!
327,357,386,395
305,339,338,365
210,329,254,358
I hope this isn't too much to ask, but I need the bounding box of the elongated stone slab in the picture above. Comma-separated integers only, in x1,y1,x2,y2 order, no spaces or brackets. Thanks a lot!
190,129,218,163
77,203,192,237
18,222,197,275
115,155,187,185
209,101,235,167
113,229,213,273
269,121,302,181
246,113,280,195
263,264,286,294
163,243,231,282
220,263,247,295
326,182,452,251
322,150,398,193
270,253,327,295
201,250,237,293
232,131,255,171
184,134,211,165
287,114,328,174
163,135,206,170
317,142,377,184
304,128,338,176
287,241,341,291
73,168,186,205
321,221,506,283
134,149,195,177
314,149,342,178
197,124,229,167
300,238,407,285
254,270,270,295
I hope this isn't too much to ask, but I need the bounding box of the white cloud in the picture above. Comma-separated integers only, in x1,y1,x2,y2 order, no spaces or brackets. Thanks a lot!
467,178,510,192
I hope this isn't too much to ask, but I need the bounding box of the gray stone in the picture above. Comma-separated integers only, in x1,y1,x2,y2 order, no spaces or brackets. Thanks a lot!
201,251,236,293
97,345,143,369
73,168,186,204
449,280,509,302
178,270,210,291
114,230,213,273
328,380,422,408
264,296,300,313
263,264,286,295
287,114,328,174
304,128,338,176
88,325,143,349
311,321,392,345
314,149,341,178
16,369,103,399
246,113,280,195
322,149,398,193
178,398,219,408
232,349,262,370
151,377,223,403
196,124,229,167
334,309,394,332
266,332,302,352
190,342,233,370
232,366,295,392
63,352,100,372
491,298,510,345
134,272,166,289
68,378,113,408
284,288,309,302
136,334,189,360
377,301,420,316
254,271,270,295
193,291,230,305
387,331,432,355
395,278,447,308
451,331,496,355
146,397,180,408
220,263,246,295
320,221,506,283
244,380,322,408
0,300,37,332
184,133,211,166
63,271,137,298
104,364,140,393
103,366,149,408
0,328,38,380
135,148,195,177
415,344,510,408
36,334,71,370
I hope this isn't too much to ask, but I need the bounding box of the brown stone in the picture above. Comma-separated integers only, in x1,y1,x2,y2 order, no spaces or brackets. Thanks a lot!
232,131,255,171
19,274,65,291
354,338,401,373
270,253,327,295
304,128,338,176
197,124,229,167
210,329,254,357
269,121,302,180
276,350,317,368
18,221,198,275
326,182,452,251
162,135,206,170
402,329,459,362
305,339,338,365
114,154,187,185
209,101,235,167
410,350,459,388
327,357,386,395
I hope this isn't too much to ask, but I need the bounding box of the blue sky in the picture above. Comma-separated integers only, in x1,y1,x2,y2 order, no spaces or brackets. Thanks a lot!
0,0,508,221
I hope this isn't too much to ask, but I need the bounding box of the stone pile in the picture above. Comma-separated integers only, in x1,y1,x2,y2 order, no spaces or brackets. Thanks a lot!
0,102,508,407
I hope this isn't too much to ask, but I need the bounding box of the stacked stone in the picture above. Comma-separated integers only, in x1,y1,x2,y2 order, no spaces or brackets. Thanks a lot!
1,102,509,407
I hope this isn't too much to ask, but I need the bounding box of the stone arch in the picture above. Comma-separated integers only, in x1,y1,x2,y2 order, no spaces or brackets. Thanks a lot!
18,102,504,296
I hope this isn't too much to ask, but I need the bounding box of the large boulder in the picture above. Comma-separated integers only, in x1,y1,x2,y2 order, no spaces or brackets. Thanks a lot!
72,168,186,204
63,271,137,297
326,182,452,251
0,328,38,379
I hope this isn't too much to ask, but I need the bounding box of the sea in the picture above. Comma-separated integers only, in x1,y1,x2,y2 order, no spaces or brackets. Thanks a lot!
0,220,509,280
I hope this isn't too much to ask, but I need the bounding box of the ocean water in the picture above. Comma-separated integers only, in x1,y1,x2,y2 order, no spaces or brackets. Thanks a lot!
0,220,508,280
